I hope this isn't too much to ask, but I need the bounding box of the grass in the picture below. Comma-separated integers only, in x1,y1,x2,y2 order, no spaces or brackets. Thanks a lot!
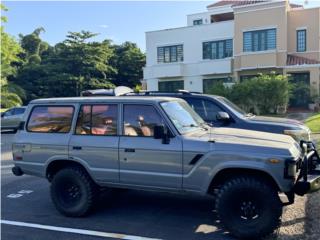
305,113,320,150
305,113,320,133
0,108,8,113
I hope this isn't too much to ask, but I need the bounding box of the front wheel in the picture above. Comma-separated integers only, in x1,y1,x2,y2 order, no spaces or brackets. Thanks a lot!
50,167,98,217
215,176,282,239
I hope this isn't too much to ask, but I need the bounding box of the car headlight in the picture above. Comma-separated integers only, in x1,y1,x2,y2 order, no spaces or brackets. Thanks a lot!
284,129,310,141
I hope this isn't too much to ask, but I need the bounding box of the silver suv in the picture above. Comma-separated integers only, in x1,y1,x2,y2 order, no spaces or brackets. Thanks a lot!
12,96,320,239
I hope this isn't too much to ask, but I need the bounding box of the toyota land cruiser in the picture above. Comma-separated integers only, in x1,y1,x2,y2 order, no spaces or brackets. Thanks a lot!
12,96,320,239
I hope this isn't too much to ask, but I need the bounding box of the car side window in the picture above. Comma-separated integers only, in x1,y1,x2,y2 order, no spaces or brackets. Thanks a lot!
14,108,25,115
203,100,223,121
123,105,164,137
185,98,222,122
27,106,74,133
76,104,118,136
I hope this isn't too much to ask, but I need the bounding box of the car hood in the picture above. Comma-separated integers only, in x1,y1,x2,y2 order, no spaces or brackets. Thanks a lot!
187,127,301,157
247,115,304,128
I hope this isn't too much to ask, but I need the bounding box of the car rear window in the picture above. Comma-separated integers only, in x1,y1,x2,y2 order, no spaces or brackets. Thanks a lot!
27,106,74,133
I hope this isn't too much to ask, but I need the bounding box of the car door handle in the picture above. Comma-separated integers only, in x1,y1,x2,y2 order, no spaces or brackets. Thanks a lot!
124,148,135,153
73,146,82,150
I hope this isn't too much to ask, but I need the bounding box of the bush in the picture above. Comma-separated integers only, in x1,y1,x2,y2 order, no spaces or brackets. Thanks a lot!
206,72,291,115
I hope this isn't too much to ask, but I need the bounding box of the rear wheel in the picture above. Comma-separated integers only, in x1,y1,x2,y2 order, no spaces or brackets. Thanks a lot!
50,167,98,217
215,176,282,239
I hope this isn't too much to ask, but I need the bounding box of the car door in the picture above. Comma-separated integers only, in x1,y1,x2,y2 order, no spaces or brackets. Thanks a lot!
68,104,120,183
1,108,16,128
119,104,183,189
19,105,75,172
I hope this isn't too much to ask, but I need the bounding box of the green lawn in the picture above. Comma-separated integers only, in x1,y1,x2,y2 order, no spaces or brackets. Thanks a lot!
305,114,320,133
0,108,8,113
305,113,320,150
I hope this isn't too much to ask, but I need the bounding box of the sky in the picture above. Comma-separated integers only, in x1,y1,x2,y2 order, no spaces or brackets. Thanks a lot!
2,0,320,52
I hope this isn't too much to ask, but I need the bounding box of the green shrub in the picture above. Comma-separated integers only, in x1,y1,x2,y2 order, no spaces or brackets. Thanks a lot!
206,72,291,115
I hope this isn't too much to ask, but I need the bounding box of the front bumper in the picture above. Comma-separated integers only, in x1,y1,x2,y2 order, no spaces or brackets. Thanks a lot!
294,141,320,196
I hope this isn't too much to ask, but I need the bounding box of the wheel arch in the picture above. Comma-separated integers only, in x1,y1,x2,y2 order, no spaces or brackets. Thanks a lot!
207,167,280,194
46,159,94,182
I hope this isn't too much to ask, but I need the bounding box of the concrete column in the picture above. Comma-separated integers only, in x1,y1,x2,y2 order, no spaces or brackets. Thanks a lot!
184,76,203,92
146,78,159,91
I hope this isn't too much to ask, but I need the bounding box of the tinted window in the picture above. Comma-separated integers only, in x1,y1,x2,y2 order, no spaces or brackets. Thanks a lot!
14,108,26,115
158,81,184,92
76,105,118,136
3,109,14,117
297,29,306,52
185,98,222,122
27,106,74,133
123,105,163,137
243,28,276,52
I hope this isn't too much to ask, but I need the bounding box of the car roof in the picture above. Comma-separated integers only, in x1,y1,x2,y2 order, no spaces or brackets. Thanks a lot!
29,96,182,104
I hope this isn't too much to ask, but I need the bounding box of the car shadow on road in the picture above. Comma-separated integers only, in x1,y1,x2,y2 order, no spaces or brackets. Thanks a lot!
95,189,234,240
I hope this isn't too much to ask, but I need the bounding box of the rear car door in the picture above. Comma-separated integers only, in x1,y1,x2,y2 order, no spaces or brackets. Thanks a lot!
68,104,120,183
14,105,75,175
119,104,183,189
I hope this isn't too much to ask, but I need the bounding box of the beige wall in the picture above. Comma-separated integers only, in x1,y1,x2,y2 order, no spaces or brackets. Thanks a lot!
287,8,320,61
233,1,288,70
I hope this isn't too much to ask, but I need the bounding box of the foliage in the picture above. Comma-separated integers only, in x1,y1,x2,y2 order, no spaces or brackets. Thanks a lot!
9,28,145,103
289,81,311,107
111,42,146,87
206,72,291,115
1,3,24,108
1,78,25,108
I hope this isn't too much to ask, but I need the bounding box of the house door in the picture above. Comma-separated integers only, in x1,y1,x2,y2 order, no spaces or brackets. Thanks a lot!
289,72,310,108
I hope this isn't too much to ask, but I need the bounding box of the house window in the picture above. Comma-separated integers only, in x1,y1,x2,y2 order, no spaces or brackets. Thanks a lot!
203,78,231,94
203,39,233,60
157,45,183,63
193,19,203,25
158,80,184,92
243,28,276,52
297,29,306,52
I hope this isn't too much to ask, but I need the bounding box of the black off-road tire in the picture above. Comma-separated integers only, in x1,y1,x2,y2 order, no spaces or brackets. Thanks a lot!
215,176,282,239
50,167,98,217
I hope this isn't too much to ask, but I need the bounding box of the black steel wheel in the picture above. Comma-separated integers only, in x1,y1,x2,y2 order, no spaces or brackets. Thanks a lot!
215,176,282,239
50,167,98,217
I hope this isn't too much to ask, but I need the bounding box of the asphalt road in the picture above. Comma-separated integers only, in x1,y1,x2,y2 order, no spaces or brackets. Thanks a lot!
1,131,233,240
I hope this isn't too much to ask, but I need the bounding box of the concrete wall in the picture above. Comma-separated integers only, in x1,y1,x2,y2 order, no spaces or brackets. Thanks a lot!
145,20,234,66
287,7,320,61
233,1,288,70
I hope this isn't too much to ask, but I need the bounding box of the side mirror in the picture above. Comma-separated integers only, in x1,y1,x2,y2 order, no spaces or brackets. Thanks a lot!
217,112,230,121
154,125,170,144
1,112,4,118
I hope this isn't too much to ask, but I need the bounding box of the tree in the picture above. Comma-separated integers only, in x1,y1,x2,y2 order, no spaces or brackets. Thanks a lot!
14,30,116,101
111,42,145,87
1,3,25,108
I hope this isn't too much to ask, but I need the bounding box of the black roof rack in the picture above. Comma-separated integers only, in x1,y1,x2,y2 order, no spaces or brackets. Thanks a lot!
122,90,202,96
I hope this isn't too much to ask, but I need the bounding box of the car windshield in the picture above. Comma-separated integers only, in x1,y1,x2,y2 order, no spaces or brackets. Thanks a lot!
160,100,205,134
217,97,249,117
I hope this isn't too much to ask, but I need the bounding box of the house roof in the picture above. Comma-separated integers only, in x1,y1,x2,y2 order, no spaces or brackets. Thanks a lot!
207,0,303,9
287,54,320,66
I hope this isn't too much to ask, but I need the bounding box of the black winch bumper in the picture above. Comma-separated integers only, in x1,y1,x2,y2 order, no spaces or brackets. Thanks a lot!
294,141,320,196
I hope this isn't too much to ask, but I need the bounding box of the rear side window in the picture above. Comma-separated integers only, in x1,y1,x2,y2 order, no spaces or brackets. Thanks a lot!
76,104,118,136
27,106,74,133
